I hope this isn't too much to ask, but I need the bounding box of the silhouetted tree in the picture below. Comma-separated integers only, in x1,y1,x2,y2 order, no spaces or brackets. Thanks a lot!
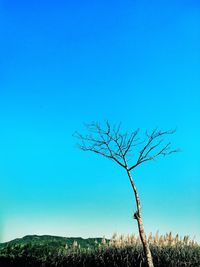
74,121,178,267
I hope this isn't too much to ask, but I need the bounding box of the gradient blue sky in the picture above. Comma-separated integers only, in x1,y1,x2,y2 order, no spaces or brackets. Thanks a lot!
0,0,200,242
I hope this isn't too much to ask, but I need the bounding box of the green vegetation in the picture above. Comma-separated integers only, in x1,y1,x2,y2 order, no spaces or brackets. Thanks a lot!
0,233,199,267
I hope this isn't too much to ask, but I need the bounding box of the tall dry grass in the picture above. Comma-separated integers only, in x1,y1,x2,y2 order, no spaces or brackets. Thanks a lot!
100,232,198,248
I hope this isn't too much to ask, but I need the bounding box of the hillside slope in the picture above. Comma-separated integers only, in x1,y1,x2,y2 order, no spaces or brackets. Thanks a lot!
0,234,104,249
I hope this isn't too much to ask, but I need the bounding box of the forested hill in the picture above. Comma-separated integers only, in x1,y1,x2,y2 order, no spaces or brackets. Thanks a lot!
0,235,105,249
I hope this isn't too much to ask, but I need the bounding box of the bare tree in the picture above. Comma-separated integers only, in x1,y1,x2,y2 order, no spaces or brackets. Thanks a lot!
74,121,178,267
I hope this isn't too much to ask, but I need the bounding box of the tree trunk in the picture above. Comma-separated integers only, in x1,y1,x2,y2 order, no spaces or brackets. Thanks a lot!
126,169,154,267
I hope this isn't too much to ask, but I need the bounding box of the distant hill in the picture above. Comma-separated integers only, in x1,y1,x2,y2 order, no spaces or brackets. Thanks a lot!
0,235,106,250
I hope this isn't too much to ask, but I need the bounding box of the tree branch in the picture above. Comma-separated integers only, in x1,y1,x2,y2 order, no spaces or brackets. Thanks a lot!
74,122,178,172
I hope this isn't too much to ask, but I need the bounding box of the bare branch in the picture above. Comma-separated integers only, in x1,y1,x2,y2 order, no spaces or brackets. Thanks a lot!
128,129,179,171
74,122,178,172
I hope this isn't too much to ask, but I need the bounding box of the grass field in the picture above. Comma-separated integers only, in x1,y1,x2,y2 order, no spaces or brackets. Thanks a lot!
0,233,199,267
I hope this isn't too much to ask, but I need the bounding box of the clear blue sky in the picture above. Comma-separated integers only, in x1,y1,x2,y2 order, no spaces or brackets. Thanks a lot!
0,0,200,242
